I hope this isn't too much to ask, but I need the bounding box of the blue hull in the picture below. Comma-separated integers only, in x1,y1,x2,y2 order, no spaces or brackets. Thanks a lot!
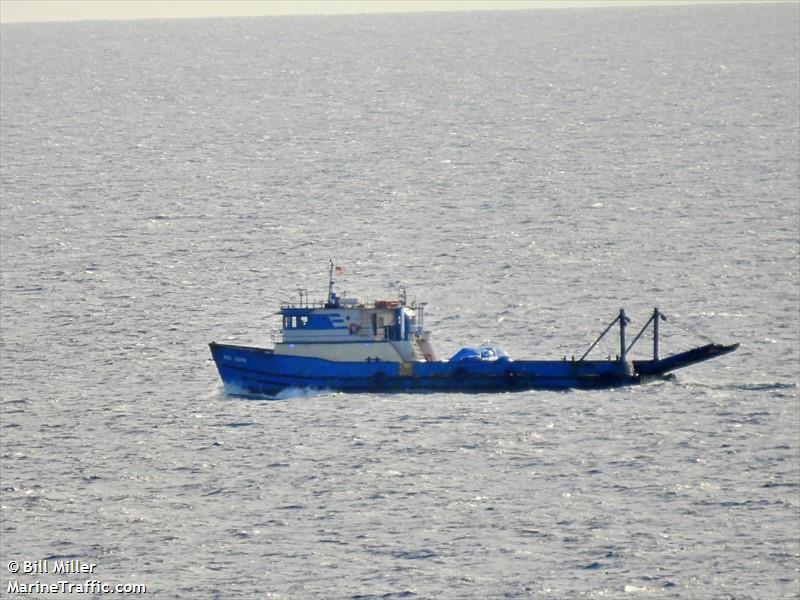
208,342,650,396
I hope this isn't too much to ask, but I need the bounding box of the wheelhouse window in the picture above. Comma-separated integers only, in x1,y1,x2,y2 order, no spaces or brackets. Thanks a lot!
283,315,309,329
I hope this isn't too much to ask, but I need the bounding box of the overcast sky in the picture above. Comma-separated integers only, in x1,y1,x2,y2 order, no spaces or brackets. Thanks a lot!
0,0,746,24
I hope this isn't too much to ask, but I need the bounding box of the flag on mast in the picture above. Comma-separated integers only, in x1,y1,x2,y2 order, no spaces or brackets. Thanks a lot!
335,265,347,275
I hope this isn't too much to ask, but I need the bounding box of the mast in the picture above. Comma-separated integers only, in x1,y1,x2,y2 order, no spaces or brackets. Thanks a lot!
326,259,338,307
653,307,660,361
619,308,627,362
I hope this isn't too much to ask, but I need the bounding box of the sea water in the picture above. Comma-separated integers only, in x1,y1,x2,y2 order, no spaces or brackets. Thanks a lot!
1,4,798,598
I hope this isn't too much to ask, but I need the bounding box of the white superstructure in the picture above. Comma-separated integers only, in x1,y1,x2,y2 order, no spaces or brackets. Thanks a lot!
274,264,437,363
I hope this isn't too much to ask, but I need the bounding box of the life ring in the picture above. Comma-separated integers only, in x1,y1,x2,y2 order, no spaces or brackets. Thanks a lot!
349,323,361,335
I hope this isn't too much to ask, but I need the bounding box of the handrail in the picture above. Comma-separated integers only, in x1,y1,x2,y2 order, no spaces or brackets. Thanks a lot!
280,301,327,309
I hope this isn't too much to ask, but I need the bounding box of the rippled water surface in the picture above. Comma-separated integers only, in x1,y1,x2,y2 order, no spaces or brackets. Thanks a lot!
1,4,798,598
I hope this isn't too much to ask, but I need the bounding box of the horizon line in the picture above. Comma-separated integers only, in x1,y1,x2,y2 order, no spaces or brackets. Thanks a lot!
0,0,784,26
